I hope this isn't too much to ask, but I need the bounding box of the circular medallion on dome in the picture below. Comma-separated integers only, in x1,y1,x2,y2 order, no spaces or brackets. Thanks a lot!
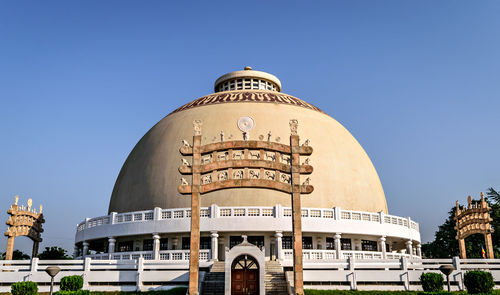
237,116,255,132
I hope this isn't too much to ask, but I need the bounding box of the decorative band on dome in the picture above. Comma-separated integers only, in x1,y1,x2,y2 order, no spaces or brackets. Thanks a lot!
170,90,324,114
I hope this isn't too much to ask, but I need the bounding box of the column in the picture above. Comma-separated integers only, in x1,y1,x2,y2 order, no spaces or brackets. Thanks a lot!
275,232,283,261
32,241,39,258
334,233,342,259
152,234,160,260
211,231,219,261
378,236,386,259
172,237,179,250
416,244,422,258
189,122,202,295
108,237,116,253
74,245,80,258
458,238,466,259
485,233,494,259
405,240,413,258
82,241,89,257
5,236,15,260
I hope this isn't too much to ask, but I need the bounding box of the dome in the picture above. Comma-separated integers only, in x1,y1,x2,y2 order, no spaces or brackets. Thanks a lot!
108,69,388,214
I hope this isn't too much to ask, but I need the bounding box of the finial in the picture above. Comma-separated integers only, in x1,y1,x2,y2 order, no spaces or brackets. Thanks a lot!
467,195,472,209
193,120,202,136
14,195,19,205
40,204,43,214
289,119,298,135
481,192,485,200
27,198,32,211
244,66,252,70
220,130,224,142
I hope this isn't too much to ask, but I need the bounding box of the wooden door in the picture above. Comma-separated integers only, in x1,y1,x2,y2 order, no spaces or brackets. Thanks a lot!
231,255,259,295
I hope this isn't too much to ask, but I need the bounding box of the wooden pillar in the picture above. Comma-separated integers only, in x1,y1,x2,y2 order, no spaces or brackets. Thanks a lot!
290,131,304,295
5,236,15,260
32,241,39,258
458,238,466,259
484,233,494,259
189,132,201,295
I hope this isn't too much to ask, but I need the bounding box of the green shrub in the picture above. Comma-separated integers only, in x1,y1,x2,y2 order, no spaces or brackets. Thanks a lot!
464,270,495,294
11,281,38,295
54,291,89,295
420,272,444,292
60,275,83,291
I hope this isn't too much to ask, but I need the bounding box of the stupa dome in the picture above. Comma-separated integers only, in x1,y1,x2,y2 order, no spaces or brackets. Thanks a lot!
108,68,388,214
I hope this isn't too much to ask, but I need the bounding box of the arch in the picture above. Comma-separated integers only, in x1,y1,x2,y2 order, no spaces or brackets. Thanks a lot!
224,239,265,295
230,254,260,295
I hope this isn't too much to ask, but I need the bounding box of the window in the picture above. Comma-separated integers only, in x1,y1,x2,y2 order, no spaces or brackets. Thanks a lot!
248,236,264,248
302,237,313,249
117,241,133,252
341,238,352,250
200,237,211,250
283,236,292,250
326,237,334,250
362,240,378,251
143,239,153,251
160,238,168,250
230,236,243,248
182,237,190,250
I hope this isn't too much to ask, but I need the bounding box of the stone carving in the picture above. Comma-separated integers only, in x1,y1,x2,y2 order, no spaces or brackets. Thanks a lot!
281,154,291,165
265,152,276,162
281,174,291,183
267,131,272,141
217,151,229,161
232,151,244,159
181,178,189,185
211,136,217,142
258,135,264,140
289,119,298,135
182,140,191,147
202,174,212,185
39,205,43,214
233,170,243,179
275,136,281,142
193,120,202,136
302,139,310,146
228,134,233,139
265,170,276,180
249,151,260,160
242,132,248,141
181,158,190,166
220,131,224,142
14,195,18,205
249,170,260,179
302,177,311,185
302,158,310,165
202,154,212,164
27,199,32,211
171,91,324,114
218,171,228,181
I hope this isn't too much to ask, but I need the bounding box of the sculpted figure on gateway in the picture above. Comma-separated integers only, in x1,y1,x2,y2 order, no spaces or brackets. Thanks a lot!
74,67,421,294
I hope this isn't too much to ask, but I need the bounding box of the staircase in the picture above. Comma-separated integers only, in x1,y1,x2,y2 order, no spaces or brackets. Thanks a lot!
265,261,289,295
201,261,225,295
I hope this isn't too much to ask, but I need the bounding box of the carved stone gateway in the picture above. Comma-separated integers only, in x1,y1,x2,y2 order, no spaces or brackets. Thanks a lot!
178,119,313,295
4,196,45,260
454,193,494,259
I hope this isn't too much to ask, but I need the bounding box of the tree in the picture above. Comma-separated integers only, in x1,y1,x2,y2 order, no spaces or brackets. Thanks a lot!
422,188,500,258
0,249,30,260
38,246,71,260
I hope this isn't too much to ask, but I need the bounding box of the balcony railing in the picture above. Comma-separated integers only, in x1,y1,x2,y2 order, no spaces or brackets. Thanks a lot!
282,250,411,261
85,249,210,261
77,205,419,232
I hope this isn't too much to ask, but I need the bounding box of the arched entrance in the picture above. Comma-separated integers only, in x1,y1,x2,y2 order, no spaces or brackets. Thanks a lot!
231,254,259,295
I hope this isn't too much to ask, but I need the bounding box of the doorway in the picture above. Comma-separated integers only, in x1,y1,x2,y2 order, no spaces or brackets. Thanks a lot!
231,254,259,295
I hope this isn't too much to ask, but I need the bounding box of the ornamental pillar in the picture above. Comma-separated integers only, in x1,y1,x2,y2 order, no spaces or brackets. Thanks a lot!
82,241,89,257
153,233,160,260
73,245,80,258
405,240,413,258
378,236,387,259
108,237,116,253
274,231,283,261
416,244,422,258
210,231,219,261
334,233,342,259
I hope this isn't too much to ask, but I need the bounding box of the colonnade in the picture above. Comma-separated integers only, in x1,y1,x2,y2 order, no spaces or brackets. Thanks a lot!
75,231,422,260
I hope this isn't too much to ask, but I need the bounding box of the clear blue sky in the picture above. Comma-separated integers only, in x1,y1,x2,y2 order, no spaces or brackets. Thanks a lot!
1,1,499,255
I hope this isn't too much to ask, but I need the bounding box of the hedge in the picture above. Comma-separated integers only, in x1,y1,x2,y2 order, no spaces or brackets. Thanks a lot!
11,281,38,295
464,270,495,294
420,272,444,292
60,276,84,291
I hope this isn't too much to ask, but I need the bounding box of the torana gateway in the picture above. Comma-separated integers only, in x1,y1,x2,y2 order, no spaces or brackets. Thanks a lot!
74,67,421,294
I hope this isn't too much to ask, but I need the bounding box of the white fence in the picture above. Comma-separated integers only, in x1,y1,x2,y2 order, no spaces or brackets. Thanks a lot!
2,257,500,292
